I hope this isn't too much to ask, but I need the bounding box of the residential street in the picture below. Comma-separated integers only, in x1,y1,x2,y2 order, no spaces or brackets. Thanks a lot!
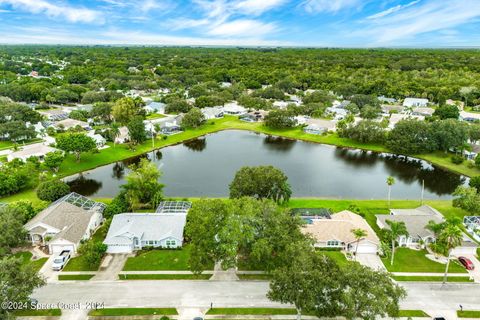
32,280,480,313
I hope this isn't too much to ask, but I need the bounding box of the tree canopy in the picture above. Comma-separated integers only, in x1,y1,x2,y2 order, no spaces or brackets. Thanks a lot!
229,166,292,203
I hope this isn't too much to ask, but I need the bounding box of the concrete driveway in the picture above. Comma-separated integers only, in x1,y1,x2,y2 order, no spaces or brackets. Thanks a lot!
39,255,60,283
91,254,129,281
355,253,386,271
458,254,480,283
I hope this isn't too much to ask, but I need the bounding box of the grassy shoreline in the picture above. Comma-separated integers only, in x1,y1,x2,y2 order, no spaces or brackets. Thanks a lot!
1,116,478,204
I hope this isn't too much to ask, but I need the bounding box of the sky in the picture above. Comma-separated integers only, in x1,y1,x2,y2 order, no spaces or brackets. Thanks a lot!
0,0,480,47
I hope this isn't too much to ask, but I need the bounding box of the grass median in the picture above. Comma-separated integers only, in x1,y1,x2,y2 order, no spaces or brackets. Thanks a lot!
392,275,473,282
58,274,94,281
89,308,178,316
119,273,211,280
458,310,480,318
13,309,62,316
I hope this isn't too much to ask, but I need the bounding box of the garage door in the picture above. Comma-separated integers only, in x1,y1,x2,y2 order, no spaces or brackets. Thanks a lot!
452,247,477,256
50,244,75,255
356,243,378,254
106,245,132,254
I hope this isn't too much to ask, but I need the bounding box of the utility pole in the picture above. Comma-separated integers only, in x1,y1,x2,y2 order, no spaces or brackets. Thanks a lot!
421,179,425,205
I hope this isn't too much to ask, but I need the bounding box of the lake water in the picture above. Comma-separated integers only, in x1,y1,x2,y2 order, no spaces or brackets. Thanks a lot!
65,130,466,199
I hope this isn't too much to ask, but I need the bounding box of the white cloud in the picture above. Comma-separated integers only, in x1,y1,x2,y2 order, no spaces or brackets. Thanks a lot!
233,0,287,16
167,0,284,38
207,19,278,37
302,0,362,13
0,0,104,23
0,26,290,46
366,0,420,20
357,0,480,45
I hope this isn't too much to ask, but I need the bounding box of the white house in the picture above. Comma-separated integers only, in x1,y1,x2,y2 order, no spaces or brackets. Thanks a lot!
460,111,480,122
24,193,105,254
145,102,166,115
325,106,348,120
302,210,380,254
7,143,60,162
201,107,224,120
376,205,478,255
411,107,435,117
303,119,336,135
222,102,246,115
115,126,130,144
54,119,90,131
403,98,429,108
376,206,443,247
388,114,424,130
87,131,107,148
103,201,191,253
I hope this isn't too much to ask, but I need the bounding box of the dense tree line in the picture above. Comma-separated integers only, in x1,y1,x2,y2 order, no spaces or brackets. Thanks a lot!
1,46,480,105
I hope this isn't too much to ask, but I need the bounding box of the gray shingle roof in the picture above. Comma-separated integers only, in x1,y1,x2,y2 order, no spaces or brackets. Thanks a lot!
103,213,186,245
376,214,443,238
25,193,105,244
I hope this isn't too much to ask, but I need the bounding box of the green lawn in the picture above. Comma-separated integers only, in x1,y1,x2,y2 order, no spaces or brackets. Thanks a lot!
382,248,467,273
13,309,62,316
13,251,48,272
89,308,177,316
146,113,167,120
207,308,298,315
317,250,350,268
397,310,430,317
123,246,205,271
62,224,109,272
392,275,473,282
458,310,480,318
237,274,272,281
58,274,94,281
119,273,211,280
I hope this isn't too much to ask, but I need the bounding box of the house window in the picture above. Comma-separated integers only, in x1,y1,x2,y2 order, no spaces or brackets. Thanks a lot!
166,240,176,247
327,240,340,247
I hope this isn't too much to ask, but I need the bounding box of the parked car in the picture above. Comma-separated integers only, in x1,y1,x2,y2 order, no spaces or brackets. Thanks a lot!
458,256,475,270
51,250,71,271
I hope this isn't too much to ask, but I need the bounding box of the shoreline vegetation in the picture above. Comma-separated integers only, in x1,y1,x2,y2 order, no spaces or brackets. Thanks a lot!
1,116,477,204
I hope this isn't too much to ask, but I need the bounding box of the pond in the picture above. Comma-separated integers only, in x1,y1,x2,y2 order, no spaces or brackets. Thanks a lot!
65,130,467,199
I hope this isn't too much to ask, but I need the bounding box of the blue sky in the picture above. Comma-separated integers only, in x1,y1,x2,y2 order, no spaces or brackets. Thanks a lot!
0,0,479,47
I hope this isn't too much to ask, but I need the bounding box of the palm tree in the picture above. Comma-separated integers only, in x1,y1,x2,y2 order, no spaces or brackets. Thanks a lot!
386,176,395,207
110,122,120,148
439,221,463,284
351,228,367,261
385,220,408,266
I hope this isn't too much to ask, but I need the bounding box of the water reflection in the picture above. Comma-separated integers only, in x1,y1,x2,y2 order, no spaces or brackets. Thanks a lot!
263,135,296,152
67,174,103,197
183,138,207,152
66,130,466,199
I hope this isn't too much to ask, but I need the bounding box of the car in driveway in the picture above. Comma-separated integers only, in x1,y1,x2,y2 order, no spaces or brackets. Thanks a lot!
458,256,475,270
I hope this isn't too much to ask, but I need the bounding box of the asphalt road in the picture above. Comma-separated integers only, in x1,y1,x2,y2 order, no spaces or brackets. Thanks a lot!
31,280,480,312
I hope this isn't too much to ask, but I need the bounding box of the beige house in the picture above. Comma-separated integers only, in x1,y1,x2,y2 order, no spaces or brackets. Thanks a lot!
25,193,105,254
302,210,380,254
7,143,60,162
54,119,90,131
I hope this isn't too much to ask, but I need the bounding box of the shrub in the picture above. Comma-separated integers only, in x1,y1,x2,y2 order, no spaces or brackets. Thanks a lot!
36,180,70,202
103,191,129,218
451,154,464,164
